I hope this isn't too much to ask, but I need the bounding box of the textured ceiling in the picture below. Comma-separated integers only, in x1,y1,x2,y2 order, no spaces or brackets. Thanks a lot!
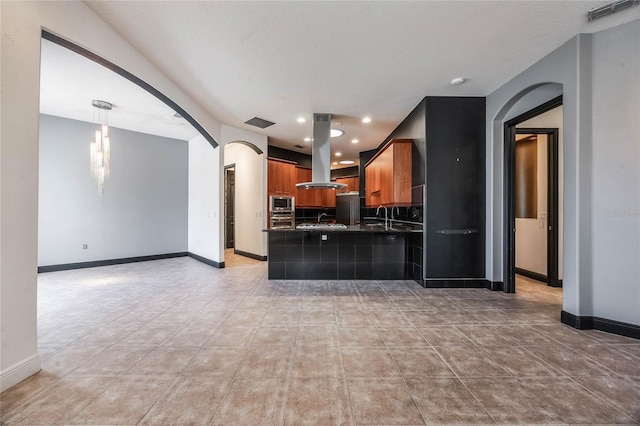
48,1,639,166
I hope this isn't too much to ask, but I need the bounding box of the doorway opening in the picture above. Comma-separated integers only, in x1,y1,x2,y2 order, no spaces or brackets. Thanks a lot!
504,96,563,293
224,165,236,250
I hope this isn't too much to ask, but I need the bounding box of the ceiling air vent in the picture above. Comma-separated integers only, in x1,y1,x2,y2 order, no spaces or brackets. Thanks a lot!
244,117,275,129
294,144,305,149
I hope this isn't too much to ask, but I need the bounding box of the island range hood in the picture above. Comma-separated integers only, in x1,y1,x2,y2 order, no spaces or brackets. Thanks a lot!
296,113,347,190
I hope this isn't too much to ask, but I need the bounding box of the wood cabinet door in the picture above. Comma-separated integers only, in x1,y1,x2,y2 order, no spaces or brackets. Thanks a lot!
268,159,296,195
296,167,312,207
322,188,336,207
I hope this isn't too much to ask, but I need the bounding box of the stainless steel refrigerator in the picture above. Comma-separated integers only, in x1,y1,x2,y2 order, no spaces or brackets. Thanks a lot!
336,192,360,225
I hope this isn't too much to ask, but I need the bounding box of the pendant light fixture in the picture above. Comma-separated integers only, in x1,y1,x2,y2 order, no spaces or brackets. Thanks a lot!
90,100,112,193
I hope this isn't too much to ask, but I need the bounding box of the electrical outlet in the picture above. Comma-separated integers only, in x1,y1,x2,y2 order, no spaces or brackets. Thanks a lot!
321,234,328,241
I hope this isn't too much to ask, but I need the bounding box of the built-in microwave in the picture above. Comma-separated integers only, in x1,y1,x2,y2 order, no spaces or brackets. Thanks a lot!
270,195,295,212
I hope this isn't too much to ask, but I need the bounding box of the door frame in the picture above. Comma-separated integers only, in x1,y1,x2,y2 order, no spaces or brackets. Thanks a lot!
504,96,562,293
224,164,236,250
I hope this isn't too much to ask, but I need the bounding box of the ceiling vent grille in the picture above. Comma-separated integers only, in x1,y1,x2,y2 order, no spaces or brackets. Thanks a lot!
244,117,275,129
293,144,305,149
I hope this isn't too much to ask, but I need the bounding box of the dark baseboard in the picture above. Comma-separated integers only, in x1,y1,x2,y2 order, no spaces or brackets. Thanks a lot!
422,279,486,289
233,249,267,261
38,252,188,273
187,252,225,269
515,267,548,284
485,280,504,291
561,310,640,340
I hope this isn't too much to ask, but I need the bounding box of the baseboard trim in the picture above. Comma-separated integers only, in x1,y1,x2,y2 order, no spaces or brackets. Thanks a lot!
233,249,267,261
515,267,547,284
485,280,504,291
0,353,41,392
561,310,640,340
422,279,486,289
187,252,225,268
38,252,188,273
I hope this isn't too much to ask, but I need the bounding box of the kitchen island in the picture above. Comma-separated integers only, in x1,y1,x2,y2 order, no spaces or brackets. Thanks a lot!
266,222,423,281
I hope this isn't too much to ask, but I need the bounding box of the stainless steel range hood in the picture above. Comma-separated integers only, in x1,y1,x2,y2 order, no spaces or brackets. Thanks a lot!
296,113,347,190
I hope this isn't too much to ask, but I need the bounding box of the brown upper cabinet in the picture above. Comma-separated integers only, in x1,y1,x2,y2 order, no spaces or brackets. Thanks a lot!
335,176,360,193
295,167,322,208
268,158,297,196
364,139,412,207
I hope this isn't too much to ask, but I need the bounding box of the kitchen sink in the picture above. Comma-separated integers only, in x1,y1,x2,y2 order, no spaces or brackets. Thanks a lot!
296,223,347,229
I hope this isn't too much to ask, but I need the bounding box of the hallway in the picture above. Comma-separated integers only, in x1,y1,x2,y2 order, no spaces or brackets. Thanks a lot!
1,255,638,425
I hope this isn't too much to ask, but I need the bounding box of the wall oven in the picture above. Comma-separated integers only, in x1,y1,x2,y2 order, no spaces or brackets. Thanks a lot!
269,196,295,229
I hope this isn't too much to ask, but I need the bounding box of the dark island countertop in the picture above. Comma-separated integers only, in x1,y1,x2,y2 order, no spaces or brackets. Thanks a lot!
265,222,423,233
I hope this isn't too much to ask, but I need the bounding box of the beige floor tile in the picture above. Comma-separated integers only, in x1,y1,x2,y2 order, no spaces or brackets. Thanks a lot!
479,345,557,377
337,327,385,346
406,378,494,424
463,377,561,424
284,377,353,426
4,255,635,426
212,377,288,425
378,327,430,346
341,347,400,378
0,372,58,415
419,325,475,346
347,377,424,425
182,347,247,376
127,346,197,377
520,376,636,424
206,325,258,347
389,347,455,378
291,345,343,378
236,345,294,378
1,377,112,425
573,374,640,421
262,308,300,325
434,346,510,378
68,376,174,425
297,325,339,346
117,323,181,346
251,326,298,345
40,345,109,377
139,375,232,425
299,308,336,324
69,345,153,377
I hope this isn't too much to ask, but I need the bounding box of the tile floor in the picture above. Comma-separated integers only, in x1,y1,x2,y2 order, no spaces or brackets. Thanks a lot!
1,252,639,425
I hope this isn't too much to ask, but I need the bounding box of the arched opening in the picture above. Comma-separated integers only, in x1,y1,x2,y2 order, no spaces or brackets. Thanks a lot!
492,83,564,301
223,141,267,264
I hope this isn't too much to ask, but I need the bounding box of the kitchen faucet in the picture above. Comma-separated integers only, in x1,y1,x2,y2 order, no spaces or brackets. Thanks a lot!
390,207,400,221
317,212,328,223
376,205,388,229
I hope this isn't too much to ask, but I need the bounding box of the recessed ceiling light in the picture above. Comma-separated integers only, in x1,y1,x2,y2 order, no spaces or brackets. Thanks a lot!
351,139,359,144
451,77,465,86
362,117,371,123
304,137,311,142
332,162,338,165
335,152,342,157
297,117,306,123
330,129,344,138
339,160,355,165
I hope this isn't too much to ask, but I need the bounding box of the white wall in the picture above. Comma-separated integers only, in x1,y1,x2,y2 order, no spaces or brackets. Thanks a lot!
221,125,268,258
188,135,223,263
38,114,188,266
487,19,640,326
590,20,640,326
515,134,548,276
0,1,221,391
517,107,564,279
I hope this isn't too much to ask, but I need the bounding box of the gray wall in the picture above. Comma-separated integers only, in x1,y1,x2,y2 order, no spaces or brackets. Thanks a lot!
590,20,640,325
38,114,188,266
486,19,640,326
